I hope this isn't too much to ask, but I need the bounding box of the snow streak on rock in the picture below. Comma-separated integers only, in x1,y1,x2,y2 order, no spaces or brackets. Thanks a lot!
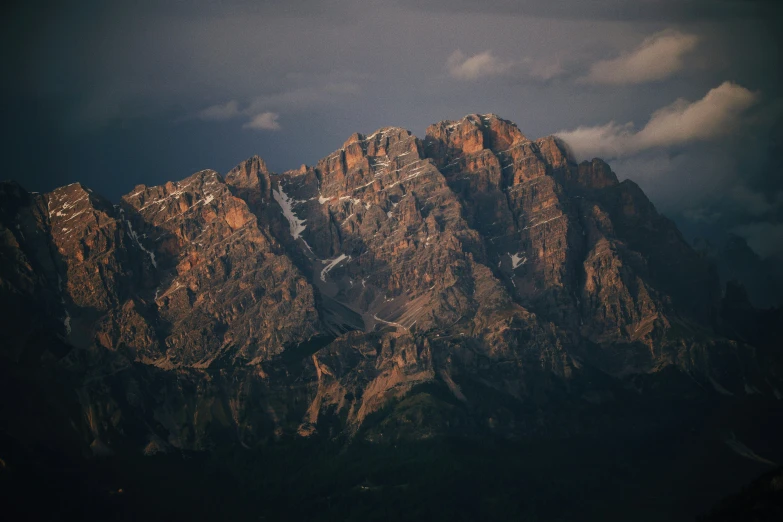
320,254,349,282
510,253,527,269
273,185,306,239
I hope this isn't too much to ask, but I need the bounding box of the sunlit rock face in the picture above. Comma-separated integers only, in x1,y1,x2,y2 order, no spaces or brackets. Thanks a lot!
0,114,779,453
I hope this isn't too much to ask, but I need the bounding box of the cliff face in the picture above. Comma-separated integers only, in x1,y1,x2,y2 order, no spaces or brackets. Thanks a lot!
1,114,780,454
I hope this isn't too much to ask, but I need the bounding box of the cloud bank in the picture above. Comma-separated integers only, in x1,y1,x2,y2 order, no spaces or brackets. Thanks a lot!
555,82,758,158
580,31,698,85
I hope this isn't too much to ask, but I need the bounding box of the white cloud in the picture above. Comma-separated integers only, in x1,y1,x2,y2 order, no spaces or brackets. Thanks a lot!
732,222,783,259
635,83,757,147
195,71,362,129
554,121,635,159
194,102,282,130
197,100,241,121
447,50,513,80
446,50,565,81
555,82,758,159
243,111,281,130
580,30,698,85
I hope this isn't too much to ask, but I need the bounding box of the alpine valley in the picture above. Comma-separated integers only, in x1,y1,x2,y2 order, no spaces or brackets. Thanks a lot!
2,114,782,521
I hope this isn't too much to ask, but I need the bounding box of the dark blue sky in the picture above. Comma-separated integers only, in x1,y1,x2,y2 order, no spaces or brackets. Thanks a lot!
3,0,782,257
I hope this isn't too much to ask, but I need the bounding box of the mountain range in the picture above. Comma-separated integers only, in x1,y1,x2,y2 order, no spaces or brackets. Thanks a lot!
1,114,781,520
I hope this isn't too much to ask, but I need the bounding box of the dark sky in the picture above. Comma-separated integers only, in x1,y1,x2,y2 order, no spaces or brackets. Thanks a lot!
3,0,782,258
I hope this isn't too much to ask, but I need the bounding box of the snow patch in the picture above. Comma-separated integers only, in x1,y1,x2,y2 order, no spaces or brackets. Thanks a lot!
125,218,157,268
139,198,167,211
509,253,527,269
709,375,734,396
320,254,350,282
724,432,777,466
373,314,407,331
273,185,307,239
300,237,315,255
63,209,85,221
63,311,71,335
523,214,564,230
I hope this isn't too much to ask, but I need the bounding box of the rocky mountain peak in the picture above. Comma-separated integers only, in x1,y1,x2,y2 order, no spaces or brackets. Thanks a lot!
341,126,412,148
311,125,425,204
225,155,269,189
47,182,106,218
226,156,274,215
425,113,527,158
534,135,570,168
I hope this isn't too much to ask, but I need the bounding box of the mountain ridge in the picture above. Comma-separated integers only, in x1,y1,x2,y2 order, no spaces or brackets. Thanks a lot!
0,113,781,454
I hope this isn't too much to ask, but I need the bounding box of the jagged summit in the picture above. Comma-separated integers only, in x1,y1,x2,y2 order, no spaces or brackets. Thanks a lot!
426,113,527,155
432,112,518,127
226,115,559,187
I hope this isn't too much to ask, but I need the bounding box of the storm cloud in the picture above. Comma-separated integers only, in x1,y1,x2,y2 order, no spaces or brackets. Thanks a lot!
3,0,782,262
